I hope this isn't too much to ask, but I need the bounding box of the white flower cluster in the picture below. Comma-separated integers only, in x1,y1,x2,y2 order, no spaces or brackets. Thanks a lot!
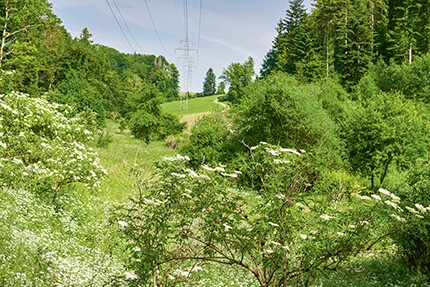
0,92,106,191
0,188,128,286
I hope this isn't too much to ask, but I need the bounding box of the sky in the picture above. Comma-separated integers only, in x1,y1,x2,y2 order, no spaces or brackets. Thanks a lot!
49,0,312,93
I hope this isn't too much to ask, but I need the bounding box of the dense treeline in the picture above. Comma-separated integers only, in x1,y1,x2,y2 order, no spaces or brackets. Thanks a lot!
0,0,180,131
261,0,430,87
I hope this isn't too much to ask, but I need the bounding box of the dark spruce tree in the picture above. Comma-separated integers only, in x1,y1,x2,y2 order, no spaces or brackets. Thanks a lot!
203,67,217,96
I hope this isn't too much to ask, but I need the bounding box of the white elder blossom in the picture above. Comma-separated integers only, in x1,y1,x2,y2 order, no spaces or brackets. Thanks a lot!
405,206,419,214
415,203,427,213
319,214,334,221
390,214,407,223
280,148,301,156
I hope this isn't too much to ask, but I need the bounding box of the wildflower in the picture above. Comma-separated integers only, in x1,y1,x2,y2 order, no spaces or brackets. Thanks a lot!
280,148,301,156
415,214,424,219
263,249,274,254
0,142,6,149
371,194,382,201
221,172,238,178
176,154,186,160
276,194,286,200
266,148,279,156
415,204,427,213
319,214,334,221
171,172,186,178
223,223,232,231
353,193,371,200
250,146,258,150
260,141,268,145
124,271,138,280
268,221,279,227
185,168,199,178
202,164,216,172
385,200,401,210
378,188,391,197
390,193,401,203
299,234,308,240
214,166,225,172
271,241,281,246
118,220,128,228
390,214,407,223
405,206,419,214
337,232,346,237
12,157,23,165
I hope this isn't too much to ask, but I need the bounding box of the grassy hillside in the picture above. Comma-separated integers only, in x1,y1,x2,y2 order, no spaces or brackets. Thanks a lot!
162,95,223,117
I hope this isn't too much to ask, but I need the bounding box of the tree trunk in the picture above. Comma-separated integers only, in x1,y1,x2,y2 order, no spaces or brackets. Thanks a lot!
0,9,9,67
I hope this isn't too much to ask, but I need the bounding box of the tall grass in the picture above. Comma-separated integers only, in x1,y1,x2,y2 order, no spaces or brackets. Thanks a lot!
95,120,176,203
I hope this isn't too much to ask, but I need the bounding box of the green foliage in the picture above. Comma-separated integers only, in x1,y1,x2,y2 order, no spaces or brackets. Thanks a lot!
49,70,107,127
391,159,430,273
260,0,430,88
216,81,226,95
125,83,184,143
220,57,255,104
344,92,429,189
202,68,217,96
358,55,430,104
114,143,419,287
180,112,238,167
0,92,107,204
234,73,344,168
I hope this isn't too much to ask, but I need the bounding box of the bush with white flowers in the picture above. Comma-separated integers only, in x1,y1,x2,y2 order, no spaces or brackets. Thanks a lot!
114,143,430,286
0,92,107,203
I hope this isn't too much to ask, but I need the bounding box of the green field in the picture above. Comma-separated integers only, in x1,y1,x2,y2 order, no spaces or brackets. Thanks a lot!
162,94,223,117
95,120,176,203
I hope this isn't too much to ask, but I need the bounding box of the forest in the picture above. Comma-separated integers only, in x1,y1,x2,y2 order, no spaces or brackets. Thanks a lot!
1,0,430,286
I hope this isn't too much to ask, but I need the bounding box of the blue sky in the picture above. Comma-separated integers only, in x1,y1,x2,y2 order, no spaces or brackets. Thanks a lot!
50,0,312,92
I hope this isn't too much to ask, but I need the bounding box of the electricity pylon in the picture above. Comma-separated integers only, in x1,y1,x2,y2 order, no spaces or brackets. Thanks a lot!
176,36,197,110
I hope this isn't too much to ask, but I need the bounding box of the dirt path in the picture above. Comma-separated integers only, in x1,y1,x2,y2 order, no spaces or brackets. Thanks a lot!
180,112,211,132
179,98,229,132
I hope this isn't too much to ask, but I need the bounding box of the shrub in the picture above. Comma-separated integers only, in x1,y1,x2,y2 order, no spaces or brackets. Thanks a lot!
180,112,239,167
113,143,422,287
235,73,344,169
391,159,430,274
0,92,107,204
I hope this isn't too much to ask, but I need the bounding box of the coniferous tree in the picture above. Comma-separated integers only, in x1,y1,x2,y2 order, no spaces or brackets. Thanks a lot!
202,68,216,96
281,0,308,74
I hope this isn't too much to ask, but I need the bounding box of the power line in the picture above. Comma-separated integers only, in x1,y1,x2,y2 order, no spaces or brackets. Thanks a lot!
106,0,135,52
196,0,203,67
143,0,171,56
197,0,203,52
183,0,189,38
111,0,144,54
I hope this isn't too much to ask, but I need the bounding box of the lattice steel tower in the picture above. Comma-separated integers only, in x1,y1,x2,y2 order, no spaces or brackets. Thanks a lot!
176,36,196,110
